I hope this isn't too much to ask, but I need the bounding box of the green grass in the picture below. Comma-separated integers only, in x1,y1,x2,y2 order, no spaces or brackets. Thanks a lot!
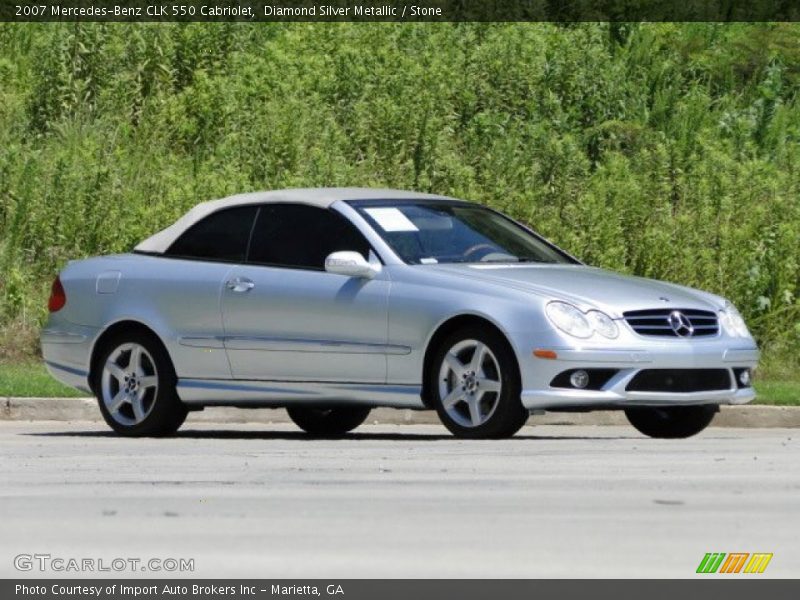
752,380,800,406
0,363,84,398
0,362,797,405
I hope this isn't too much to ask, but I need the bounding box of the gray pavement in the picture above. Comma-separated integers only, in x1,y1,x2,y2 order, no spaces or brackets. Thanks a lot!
0,421,797,578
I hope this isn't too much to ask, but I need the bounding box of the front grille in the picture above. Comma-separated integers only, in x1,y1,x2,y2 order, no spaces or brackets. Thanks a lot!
626,369,732,393
623,308,719,337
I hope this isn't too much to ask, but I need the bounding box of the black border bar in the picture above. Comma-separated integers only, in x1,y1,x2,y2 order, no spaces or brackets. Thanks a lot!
5,580,800,600
3,1,800,22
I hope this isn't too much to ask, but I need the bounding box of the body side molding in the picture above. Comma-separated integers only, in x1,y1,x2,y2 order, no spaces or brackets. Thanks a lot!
177,378,424,408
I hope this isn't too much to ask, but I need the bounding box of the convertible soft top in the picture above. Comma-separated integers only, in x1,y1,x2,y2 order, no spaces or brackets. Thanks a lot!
134,187,454,254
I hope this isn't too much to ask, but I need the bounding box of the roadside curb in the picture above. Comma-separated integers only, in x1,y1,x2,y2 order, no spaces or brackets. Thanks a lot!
2,397,799,428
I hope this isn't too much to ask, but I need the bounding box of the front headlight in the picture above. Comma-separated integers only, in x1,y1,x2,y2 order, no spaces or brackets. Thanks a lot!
546,302,618,339
545,302,593,338
719,302,751,338
587,310,619,339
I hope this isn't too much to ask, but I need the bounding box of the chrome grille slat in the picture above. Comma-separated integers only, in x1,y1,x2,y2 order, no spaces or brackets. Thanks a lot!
623,308,719,338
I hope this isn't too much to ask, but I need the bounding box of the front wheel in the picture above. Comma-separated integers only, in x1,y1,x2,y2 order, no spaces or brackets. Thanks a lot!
625,404,718,439
287,406,371,436
429,326,528,439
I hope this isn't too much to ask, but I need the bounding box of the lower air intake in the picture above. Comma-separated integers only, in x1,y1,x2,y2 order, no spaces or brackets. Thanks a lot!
626,369,732,393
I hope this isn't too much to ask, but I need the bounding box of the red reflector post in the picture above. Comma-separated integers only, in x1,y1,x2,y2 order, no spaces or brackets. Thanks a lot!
48,276,66,312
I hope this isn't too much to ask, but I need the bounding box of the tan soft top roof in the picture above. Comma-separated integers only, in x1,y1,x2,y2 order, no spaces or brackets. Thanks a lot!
134,187,456,254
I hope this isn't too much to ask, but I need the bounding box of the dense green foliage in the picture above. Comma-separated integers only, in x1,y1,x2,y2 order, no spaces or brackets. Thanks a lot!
0,23,798,371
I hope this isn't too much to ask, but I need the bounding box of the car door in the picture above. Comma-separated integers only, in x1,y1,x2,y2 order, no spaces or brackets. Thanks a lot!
157,204,259,379
221,203,391,383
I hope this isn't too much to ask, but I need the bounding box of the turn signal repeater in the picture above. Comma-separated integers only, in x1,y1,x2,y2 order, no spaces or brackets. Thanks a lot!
533,349,558,360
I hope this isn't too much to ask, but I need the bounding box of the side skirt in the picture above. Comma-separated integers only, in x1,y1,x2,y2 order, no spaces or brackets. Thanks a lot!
177,378,425,409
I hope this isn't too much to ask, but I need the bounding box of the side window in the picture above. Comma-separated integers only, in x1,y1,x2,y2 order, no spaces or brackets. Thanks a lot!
166,206,258,262
248,204,371,270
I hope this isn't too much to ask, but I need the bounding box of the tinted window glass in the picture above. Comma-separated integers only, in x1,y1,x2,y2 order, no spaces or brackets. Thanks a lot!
249,204,371,270
166,206,257,262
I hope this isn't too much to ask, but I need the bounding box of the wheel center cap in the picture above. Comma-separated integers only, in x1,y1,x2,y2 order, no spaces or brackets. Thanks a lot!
464,372,478,392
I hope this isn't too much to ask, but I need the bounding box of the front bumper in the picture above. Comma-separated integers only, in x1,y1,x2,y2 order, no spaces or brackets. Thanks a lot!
517,343,759,410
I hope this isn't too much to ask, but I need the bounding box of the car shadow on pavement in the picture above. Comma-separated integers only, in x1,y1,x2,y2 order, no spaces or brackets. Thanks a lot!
23,429,635,441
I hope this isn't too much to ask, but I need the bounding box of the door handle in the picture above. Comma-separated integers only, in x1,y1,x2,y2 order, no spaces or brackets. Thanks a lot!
226,277,255,293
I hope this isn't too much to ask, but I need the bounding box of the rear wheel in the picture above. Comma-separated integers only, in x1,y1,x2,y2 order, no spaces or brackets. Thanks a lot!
429,326,528,439
625,404,718,439
287,406,371,436
94,331,187,437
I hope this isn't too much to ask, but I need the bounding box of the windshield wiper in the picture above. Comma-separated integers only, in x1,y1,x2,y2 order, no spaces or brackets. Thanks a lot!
480,257,545,264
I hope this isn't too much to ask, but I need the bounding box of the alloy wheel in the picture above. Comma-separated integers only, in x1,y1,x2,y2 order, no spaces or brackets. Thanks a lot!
437,339,503,428
100,342,159,426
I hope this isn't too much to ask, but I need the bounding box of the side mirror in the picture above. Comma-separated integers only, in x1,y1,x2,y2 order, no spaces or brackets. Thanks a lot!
325,251,381,279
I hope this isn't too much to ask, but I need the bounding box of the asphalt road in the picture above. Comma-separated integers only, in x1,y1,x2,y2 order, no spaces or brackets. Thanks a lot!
0,421,797,578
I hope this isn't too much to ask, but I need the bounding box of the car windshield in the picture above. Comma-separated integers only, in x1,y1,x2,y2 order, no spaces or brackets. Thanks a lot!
351,201,574,265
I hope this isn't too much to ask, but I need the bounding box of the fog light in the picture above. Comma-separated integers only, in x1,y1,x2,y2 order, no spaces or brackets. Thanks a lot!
739,369,751,386
569,370,590,389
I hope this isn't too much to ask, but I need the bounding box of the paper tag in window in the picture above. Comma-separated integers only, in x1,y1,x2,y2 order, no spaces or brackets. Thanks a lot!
364,208,418,232
420,257,438,264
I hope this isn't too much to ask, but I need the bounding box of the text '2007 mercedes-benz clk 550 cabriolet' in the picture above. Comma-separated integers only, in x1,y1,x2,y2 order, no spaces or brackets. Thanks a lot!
42,188,759,439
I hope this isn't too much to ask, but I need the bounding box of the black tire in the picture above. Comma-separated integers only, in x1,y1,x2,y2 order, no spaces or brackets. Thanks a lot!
93,330,188,437
625,404,718,439
287,406,371,436
428,326,528,439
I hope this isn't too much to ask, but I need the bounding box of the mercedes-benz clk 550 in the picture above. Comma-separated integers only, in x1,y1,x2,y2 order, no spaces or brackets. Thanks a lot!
42,188,758,438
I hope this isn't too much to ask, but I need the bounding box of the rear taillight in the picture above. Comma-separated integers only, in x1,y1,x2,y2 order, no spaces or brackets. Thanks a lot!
48,276,66,312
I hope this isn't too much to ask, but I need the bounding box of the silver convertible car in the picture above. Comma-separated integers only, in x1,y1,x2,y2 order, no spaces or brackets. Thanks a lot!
42,188,759,439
